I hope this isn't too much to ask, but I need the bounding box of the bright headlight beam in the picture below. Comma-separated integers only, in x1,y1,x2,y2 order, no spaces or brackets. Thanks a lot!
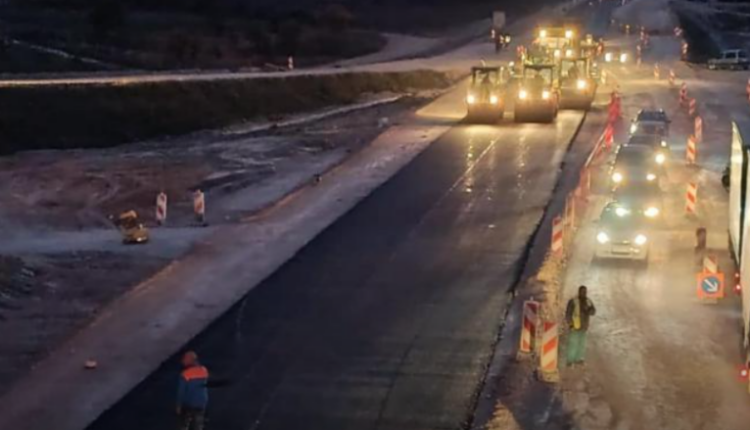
577,79,587,90
490,95,499,105
645,207,660,218
612,172,623,183
519,89,528,99
635,234,647,245
542,90,551,100
597,232,609,244
647,173,656,181
655,153,666,164
467,94,476,104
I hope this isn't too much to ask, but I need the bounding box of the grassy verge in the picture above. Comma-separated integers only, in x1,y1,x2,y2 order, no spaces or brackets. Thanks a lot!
0,70,453,155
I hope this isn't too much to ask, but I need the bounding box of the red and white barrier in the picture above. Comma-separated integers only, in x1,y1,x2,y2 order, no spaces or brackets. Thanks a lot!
601,70,607,85
608,92,621,122
686,182,698,215
669,69,676,86
703,255,719,275
156,192,168,225
694,116,703,143
687,135,697,164
653,63,660,79
552,215,564,255
746,78,750,102
540,321,560,380
287,56,294,71
519,300,540,354
688,98,697,117
193,189,206,223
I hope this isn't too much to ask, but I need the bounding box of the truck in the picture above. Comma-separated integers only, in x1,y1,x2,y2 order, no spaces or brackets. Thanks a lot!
491,12,510,52
727,120,750,374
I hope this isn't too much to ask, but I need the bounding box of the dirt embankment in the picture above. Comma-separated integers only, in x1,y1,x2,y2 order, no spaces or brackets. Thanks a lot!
0,70,453,154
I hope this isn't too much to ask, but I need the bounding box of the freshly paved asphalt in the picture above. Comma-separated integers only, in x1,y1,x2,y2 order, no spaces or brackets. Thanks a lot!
87,112,583,430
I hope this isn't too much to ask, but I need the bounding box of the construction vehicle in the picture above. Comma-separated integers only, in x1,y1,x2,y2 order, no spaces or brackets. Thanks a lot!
111,210,150,244
465,66,509,122
535,21,580,53
558,56,597,109
514,63,558,123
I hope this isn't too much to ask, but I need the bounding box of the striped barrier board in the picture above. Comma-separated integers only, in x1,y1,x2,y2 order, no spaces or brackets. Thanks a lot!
686,182,698,215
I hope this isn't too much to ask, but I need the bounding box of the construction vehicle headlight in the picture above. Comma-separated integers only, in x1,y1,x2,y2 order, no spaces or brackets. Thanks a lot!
647,173,656,181
554,49,561,58
519,89,528,99
661,140,668,147
612,172,623,183
490,95,499,105
620,53,628,62
467,94,476,104
605,53,613,62
540,29,547,38
597,232,610,244
645,207,660,218
566,49,574,58
542,90,551,100
634,234,648,245
630,123,637,133
565,29,574,39
577,79,587,90
655,153,666,164
505,35,512,43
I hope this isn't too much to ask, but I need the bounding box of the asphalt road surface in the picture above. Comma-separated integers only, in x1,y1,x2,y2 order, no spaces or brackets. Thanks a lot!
87,110,584,430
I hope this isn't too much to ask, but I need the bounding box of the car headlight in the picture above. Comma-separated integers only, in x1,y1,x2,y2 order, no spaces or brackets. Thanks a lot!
577,79,587,90
646,173,656,181
612,172,623,183
467,94,476,105
597,232,610,244
519,89,528,99
645,207,660,218
655,153,666,164
630,123,637,134
634,234,647,245
542,90,551,100
490,95,499,105
615,207,630,217
605,53,613,62
620,53,628,63
565,29,574,39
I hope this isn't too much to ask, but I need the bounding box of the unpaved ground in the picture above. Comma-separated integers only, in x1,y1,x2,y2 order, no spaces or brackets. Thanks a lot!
0,94,432,395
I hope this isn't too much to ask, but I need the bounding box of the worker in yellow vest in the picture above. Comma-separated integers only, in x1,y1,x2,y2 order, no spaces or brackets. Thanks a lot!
565,285,596,366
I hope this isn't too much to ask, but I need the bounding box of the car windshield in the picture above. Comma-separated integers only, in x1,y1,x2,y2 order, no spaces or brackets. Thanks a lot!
616,147,653,164
600,205,643,227
627,136,662,147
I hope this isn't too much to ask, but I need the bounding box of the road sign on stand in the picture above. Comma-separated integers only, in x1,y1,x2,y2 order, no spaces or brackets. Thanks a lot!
697,272,725,301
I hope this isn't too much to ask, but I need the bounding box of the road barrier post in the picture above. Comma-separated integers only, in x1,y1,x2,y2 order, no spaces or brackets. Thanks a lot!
539,321,560,382
686,182,698,215
552,215,564,256
703,255,719,274
696,227,707,252
156,192,168,226
287,56,294,71
654,63,660,79
518,300,540,357
695,116,703,143
679,83,687,106
686,134,697,164
669,69,676,86
565,195,576,228
193,189,206,225
746,78,750,102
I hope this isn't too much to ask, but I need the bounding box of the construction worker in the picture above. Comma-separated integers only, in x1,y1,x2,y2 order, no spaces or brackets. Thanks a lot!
565,285,596,366
177,351,209,430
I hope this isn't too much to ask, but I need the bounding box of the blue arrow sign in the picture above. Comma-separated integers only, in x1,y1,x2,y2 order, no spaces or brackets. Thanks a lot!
702,275,721,294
